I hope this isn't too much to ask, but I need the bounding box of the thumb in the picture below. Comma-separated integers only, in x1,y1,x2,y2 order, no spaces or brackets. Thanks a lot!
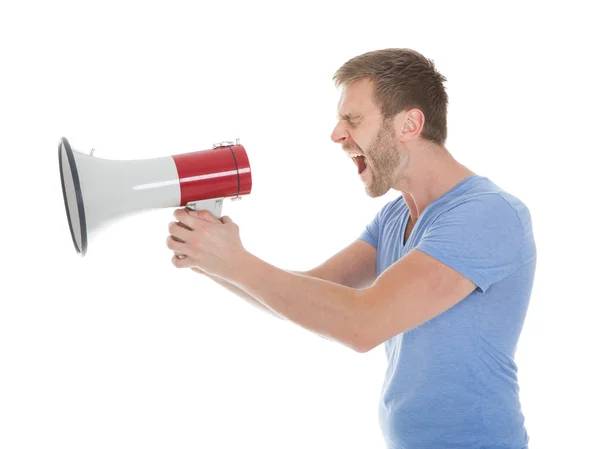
220,215,234,224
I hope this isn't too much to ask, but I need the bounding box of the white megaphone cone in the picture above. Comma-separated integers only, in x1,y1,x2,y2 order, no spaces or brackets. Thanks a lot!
58,137,252,256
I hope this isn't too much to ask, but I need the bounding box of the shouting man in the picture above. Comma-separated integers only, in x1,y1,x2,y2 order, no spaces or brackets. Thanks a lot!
167,48,536,449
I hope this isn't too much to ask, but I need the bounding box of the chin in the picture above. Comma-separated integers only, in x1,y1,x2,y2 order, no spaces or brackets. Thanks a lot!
365,184,389,198
363,168,392,198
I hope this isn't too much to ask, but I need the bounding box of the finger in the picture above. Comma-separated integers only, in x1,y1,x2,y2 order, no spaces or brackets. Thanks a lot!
220,215,233,224
166,234,187,254
189,209,221,224
173,207,197,230
177,220,193,231
172,254,190,268
168,221,192,242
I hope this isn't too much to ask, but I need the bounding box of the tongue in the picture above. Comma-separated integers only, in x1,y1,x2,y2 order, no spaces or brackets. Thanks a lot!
357,155,367,174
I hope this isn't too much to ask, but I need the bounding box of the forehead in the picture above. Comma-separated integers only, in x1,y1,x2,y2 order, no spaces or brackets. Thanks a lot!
337,78,379,119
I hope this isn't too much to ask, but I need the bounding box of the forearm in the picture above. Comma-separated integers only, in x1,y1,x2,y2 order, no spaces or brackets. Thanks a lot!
224,251,366,351
207,273,283,318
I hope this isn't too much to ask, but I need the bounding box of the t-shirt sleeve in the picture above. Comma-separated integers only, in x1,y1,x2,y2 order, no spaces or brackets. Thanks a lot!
358,200,394,249
414,194,529,294
358,212,380,248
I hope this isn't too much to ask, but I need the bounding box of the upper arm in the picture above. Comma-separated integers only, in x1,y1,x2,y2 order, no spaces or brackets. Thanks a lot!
305,239,377,289
357,248,477,351
304,200,390,289
355,194,532,352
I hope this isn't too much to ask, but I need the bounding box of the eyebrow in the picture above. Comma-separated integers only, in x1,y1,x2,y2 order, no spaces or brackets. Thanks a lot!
338,112,363,122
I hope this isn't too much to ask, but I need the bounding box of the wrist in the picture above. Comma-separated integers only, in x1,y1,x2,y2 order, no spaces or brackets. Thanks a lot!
223,249,255,284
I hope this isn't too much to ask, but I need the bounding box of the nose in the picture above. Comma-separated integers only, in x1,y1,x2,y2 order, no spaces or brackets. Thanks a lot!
330,121,348,145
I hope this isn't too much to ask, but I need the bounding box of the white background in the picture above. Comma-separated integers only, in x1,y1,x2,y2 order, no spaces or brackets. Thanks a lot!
1,1,598,448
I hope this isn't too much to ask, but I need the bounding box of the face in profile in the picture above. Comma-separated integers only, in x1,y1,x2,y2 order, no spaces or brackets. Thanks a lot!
331,78,404,198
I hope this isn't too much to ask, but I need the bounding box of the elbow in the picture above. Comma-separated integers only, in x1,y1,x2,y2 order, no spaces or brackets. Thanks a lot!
349,313,381,353
349,334,376,354
352,344,371,354
352,341,375,354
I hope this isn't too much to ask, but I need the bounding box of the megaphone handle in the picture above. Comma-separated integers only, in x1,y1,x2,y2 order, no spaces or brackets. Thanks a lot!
175,198,225,259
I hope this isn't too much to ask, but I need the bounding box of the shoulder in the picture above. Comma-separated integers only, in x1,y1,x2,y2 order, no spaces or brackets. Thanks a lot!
435,177,532,228
425,177,536,263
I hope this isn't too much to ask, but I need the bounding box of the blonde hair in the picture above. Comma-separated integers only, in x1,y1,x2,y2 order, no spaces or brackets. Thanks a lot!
332,48,448,145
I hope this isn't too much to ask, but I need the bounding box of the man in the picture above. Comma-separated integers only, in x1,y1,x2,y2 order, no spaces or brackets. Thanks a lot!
166,48,536,449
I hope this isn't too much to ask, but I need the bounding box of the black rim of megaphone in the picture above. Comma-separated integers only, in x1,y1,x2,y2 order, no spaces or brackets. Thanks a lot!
58,136,87,256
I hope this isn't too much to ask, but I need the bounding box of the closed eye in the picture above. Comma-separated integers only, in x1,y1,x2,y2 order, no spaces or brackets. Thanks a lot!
337,113,363,126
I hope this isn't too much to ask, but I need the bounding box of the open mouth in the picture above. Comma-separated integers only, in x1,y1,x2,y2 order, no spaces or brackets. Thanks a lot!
351,155,367,175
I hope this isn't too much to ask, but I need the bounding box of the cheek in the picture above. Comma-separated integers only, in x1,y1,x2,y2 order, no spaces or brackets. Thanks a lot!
350,133,368,152
359,129,379,152
344,135,363,152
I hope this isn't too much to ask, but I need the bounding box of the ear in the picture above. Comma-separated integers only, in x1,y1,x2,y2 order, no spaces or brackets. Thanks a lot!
397,108,425,142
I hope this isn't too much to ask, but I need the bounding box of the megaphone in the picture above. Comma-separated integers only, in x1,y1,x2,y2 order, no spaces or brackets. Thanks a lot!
58,136,252,256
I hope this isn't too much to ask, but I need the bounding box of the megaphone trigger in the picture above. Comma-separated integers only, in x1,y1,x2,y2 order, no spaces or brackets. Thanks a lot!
184,198,225,219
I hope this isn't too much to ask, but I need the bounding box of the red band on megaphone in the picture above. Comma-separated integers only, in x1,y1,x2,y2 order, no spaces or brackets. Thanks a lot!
172,144,252,205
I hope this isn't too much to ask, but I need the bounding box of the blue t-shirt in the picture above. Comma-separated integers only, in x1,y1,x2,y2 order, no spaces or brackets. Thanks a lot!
359,175,536,449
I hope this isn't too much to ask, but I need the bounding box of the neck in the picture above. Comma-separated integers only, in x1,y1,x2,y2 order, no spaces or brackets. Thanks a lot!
393,142,477,223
